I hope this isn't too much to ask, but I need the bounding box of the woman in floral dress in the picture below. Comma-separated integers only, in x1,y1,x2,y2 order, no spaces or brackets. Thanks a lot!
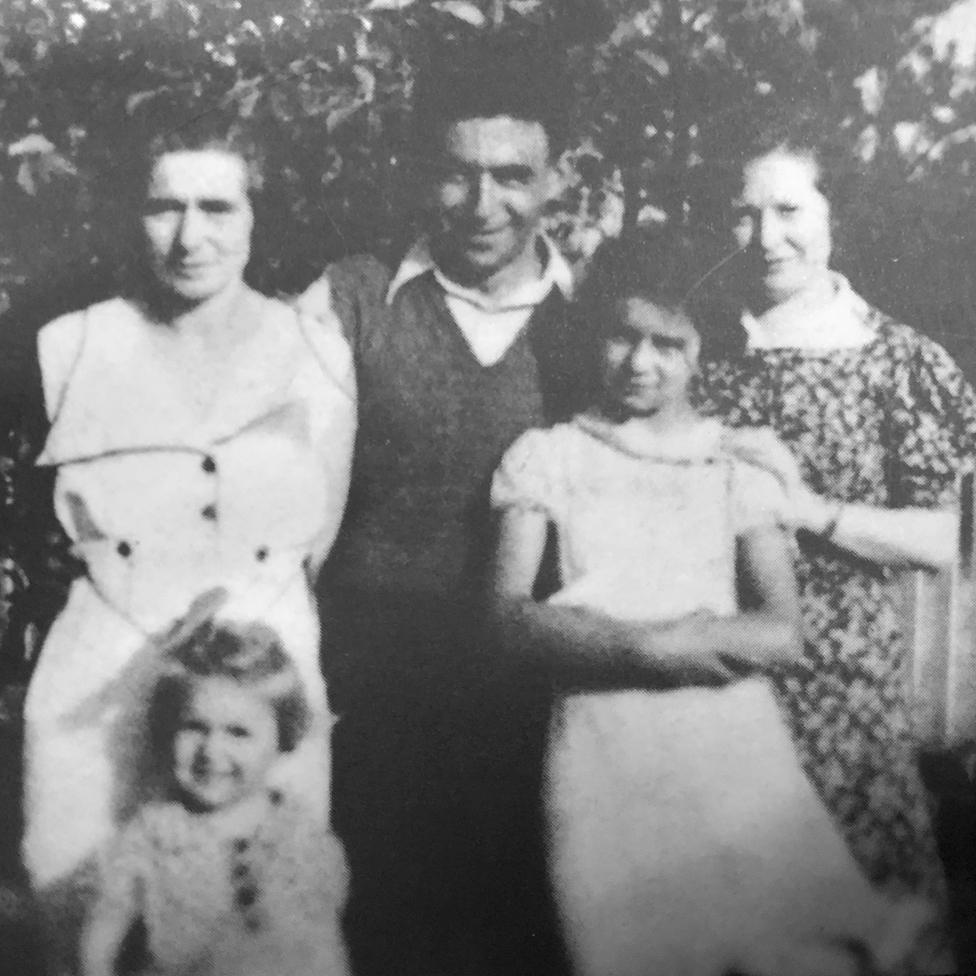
698,129,976,967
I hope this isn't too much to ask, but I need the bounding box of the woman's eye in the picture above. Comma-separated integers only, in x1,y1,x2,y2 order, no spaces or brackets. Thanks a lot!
143,199,180,218
228,725,251,739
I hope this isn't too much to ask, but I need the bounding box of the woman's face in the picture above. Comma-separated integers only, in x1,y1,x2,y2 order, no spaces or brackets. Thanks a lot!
732,150,832,308
142,149,253,307
601,298,699,418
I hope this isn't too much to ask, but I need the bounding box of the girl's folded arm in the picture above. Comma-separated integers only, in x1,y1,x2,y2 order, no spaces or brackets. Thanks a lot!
657,523,802,670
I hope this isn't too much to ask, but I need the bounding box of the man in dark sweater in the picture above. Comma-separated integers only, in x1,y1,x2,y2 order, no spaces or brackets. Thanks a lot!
301,35,591,976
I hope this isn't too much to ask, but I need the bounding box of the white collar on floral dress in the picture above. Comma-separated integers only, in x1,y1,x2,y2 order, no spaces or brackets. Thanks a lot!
742,272,877,351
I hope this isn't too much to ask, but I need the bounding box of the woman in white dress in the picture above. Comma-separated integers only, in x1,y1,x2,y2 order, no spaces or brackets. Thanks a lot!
488,241,934,976
21,98,354,972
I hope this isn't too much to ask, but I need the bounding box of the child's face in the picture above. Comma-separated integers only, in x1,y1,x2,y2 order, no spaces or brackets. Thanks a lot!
172,678,279,812
601,297,699,417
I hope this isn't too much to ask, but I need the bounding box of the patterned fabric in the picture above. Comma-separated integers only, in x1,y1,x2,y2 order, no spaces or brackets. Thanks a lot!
698,303,976,906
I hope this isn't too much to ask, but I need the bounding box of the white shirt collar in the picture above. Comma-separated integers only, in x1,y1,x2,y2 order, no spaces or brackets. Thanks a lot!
742,272,876,351
385,235,573,310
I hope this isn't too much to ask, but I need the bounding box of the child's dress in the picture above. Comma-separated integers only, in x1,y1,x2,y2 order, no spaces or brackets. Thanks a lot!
93,791,349,976
491,412,936,976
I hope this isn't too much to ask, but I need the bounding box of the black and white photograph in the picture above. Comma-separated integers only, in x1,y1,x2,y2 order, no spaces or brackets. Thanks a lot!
1,1,976,974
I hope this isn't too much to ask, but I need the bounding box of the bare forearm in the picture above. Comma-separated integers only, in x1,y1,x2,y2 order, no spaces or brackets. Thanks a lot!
490,598,797,685
672,612,800,669
490,596,653,684
797,494,956,570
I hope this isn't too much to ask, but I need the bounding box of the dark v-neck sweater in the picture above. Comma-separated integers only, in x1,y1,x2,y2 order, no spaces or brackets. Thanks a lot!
321,254,588,611
320,255,584,976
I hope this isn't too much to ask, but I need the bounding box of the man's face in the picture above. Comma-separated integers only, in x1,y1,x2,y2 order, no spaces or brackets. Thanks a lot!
429,116,558,286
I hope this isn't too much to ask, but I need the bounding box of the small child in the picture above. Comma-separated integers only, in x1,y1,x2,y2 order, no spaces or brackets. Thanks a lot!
80,614,349,976
489,239,936,976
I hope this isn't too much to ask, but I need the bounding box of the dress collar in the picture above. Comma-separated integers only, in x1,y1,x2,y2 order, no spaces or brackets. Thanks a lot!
742,272,876,351
574,411,727,463
385,235,573,311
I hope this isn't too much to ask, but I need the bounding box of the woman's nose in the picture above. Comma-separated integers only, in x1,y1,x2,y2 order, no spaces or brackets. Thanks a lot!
175,206,206,251
756,211,783,252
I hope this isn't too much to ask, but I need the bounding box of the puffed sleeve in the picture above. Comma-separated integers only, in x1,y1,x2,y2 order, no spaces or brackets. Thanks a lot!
887,326,976,508
729,459,788,536
490,427,566,521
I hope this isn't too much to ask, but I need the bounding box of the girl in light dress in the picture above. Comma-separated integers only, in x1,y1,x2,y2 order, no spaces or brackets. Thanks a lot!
488,241,937,976
81,594,349,976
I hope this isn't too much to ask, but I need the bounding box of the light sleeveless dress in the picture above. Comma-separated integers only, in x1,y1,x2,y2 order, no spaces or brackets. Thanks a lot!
492,413,936,976
22,289,354,971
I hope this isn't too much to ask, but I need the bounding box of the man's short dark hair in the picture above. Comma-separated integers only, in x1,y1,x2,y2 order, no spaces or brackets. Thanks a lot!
412,31,571,159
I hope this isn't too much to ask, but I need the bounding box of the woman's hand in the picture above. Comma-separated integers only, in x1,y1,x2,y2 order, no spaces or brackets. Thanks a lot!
723,426,832,533
723,427,957,569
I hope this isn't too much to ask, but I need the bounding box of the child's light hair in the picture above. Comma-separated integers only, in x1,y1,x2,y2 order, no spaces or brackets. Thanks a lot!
148,617,310,769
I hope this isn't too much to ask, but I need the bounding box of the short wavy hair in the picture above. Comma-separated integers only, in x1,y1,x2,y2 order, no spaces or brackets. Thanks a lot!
411,31,572,160
148,617,310,770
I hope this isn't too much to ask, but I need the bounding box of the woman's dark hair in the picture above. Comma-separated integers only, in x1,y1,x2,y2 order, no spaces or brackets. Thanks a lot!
694,102,856,229
411,31,572,161
96,89,283,295
148,616,310,770
122,91,266,205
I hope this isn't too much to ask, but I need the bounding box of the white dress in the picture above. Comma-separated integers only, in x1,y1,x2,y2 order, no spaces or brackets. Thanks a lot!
22,289,354,968
491,413,934,976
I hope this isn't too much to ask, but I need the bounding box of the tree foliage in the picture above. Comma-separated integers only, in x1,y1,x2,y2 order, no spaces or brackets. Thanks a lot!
0,0,974,358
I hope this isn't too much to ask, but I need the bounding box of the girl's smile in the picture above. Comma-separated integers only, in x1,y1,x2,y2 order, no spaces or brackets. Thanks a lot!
172,678,279,812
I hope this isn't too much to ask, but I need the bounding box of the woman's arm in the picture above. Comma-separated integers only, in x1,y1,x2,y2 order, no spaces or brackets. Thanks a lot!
488,507,740,688
727,427,958,570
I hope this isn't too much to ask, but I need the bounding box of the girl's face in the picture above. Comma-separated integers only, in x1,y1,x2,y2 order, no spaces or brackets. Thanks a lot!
601,298,699,417
142,148,253,307
172,678,279,812
731,150,832,308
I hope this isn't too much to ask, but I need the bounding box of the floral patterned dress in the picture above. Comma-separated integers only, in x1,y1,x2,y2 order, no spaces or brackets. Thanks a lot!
699,298,976,907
